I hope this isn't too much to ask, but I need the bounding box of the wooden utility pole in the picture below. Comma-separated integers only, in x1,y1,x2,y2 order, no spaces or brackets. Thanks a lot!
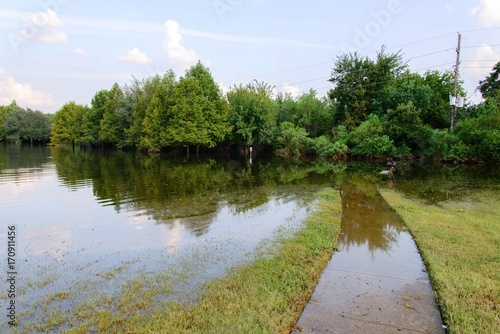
451,33,461,131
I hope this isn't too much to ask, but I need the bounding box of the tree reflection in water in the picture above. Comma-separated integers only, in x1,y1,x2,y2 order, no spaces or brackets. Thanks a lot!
339,179,404,255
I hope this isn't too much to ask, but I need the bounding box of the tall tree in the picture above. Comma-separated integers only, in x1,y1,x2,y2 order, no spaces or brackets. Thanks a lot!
295,89,333,138
100,83,124,146
82,89,108,145
4,108,51,143
140,71,176,152
328,47,406,129
227,80,277,149
163,76,207,156
162,63,231,156
479,61,500,102
0,101,22,141
184,62,231,147
423,70,458,129
51,102,88,146
328,51,374,129
126,76,160,148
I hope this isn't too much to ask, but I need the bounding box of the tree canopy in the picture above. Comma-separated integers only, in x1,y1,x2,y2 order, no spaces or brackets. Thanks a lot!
4,51,499,163
4,107,51,143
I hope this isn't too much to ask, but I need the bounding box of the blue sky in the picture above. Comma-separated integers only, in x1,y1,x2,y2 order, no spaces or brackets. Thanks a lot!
0,0,499,113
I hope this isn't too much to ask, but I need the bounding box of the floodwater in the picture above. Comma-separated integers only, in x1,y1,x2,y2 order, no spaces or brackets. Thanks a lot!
1,144,499,333
0,144,337,332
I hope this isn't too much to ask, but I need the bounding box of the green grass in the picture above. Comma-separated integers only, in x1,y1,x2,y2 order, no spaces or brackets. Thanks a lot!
380,189,500,334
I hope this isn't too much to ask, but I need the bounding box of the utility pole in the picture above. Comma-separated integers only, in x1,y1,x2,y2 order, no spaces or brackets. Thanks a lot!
451,33,461,131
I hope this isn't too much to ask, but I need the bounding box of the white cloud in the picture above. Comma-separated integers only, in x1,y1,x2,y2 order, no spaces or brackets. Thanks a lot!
468,44,500,76
469,6,480,16
218,82,231,95
0,68,56,108
27,9,63,28
74,48,89,56
463,44,500,103
181,28,338,50
20,9,68,44
162,20,210,73
278,83,302,99
472,0,500,27
118,48,153,65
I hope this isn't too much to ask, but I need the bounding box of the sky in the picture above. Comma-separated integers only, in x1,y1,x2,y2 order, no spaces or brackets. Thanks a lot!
0,0,499,113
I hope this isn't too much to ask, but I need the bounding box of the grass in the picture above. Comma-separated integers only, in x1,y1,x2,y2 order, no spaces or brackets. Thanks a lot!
379,189,500,334
63,188,342,334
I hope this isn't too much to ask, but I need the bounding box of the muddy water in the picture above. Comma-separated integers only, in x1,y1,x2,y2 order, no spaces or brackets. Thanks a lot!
294,179,445,334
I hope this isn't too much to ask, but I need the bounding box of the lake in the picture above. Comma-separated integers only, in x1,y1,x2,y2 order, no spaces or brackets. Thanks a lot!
1,144,499,332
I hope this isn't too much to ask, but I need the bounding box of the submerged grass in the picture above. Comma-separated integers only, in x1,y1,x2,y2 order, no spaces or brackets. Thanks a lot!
11,189,341,333
380,189,500,334
62,188,342,334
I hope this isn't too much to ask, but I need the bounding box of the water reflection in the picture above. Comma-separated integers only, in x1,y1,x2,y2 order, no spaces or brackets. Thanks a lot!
385,162,500,204
2,145,500,333
1,144,347,333
340,178,403,254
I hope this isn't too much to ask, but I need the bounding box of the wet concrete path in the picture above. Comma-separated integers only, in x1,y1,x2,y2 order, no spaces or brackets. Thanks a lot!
293,180,445,334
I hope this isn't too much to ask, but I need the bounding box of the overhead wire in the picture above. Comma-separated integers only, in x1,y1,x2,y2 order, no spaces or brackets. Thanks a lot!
223,27,500,96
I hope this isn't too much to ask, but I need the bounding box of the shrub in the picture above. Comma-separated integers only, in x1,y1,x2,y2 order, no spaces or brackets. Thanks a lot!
347,114,396,157
276,122,310,158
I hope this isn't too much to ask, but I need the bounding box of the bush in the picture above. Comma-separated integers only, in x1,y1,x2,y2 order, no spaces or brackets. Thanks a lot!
348,114,396,157
310,135,348,158
429,129,469,162
276,122,310,158
455,113,500,161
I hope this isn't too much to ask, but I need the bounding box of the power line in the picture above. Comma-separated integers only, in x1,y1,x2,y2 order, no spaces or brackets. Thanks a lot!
222,61,335,85
218,31,499,96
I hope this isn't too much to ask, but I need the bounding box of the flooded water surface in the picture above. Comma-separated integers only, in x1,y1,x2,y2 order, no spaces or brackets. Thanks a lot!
1,144,499,332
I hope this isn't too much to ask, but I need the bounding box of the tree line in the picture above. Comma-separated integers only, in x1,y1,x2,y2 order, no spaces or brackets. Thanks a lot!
1,50,499,162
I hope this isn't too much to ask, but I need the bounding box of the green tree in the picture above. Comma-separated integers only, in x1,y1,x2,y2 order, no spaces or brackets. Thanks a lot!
295,89,333,138
100,83,124,146
0,101,22,141
456,112,500,161
384,101,425,152
51,102,88,146
126,76,164,148
184,62,231,147
161,63,231,156
276,92,299,125
227,80,277,149
163,76,207,155
140,71,177,152
82,89,108,145
4,108,51,143
423,70,458,128
479,61,500,102
329,47,406,129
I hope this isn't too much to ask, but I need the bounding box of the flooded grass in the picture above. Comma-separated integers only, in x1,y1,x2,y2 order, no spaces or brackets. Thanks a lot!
380,189,500,334
7,189,340,333
52,188,341,334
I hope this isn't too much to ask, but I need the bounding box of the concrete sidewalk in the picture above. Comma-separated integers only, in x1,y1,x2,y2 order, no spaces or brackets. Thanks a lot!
292,182,446,334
